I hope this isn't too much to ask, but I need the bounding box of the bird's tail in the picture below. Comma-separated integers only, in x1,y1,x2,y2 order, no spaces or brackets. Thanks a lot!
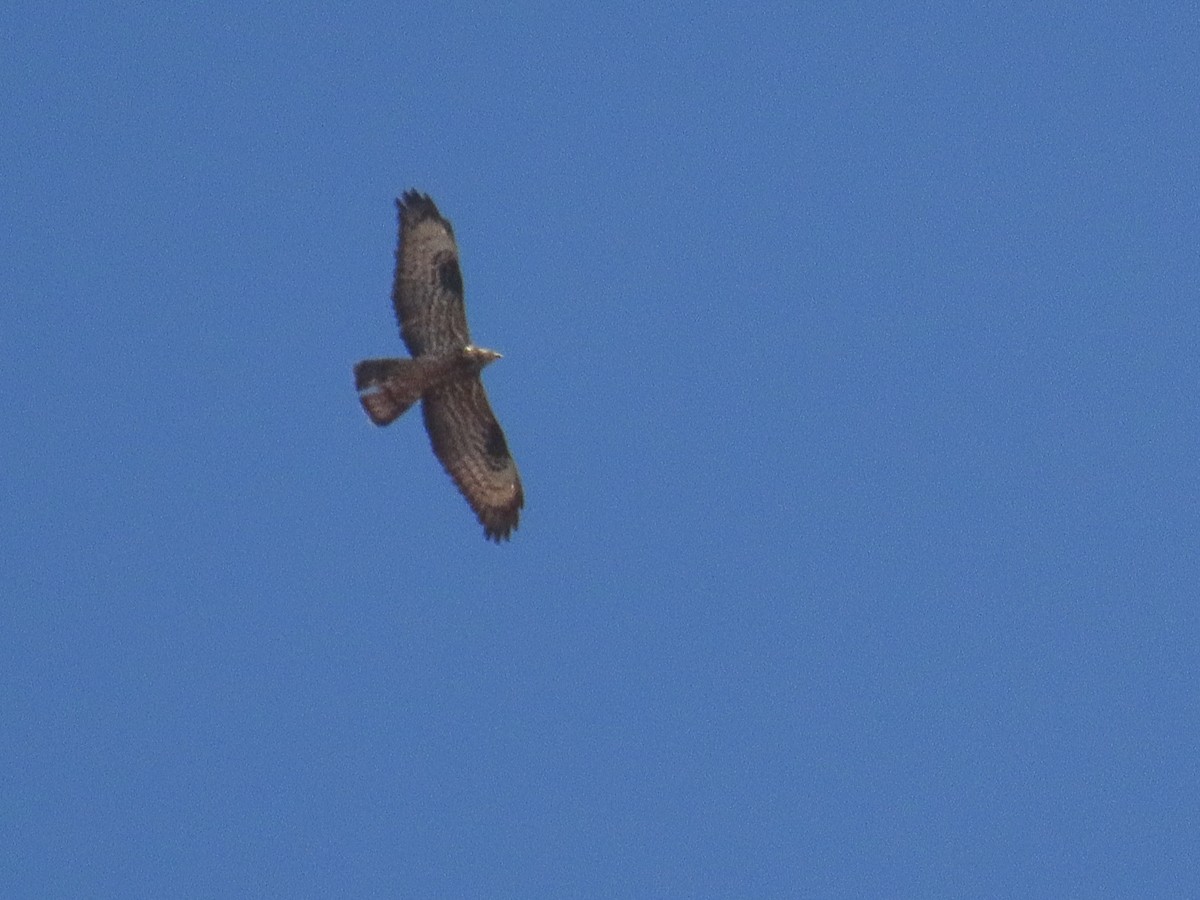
354,357,461,426
354,359,420,425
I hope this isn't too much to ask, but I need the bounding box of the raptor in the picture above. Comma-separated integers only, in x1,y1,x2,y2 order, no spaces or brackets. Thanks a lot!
354,191,523,541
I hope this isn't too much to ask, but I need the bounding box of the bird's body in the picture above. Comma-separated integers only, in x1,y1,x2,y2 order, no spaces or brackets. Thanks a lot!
354,192,523,542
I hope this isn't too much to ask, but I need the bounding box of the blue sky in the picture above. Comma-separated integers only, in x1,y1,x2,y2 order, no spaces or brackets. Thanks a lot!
3,3,1197,896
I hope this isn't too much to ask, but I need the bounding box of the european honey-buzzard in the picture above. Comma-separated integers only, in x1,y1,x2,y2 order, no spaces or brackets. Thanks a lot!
354,191,523,541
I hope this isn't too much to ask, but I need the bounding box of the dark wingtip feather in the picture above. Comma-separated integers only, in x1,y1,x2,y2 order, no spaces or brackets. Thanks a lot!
480,485,524,543
483,520,517,543
397,190,442,224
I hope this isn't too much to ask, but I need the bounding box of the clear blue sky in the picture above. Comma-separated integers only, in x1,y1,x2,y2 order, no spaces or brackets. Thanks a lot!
3,3,1197,896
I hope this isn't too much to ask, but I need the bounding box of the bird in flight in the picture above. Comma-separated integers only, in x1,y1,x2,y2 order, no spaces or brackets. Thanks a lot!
354,191,523,541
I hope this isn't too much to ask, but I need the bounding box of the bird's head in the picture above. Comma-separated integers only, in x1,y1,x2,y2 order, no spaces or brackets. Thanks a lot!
462,345,503,369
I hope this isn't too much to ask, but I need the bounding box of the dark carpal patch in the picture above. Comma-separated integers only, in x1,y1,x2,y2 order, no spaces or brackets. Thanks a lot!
438,258,464,297
484,420,511,465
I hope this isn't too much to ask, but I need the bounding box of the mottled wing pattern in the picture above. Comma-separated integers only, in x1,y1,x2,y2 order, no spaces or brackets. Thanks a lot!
393,191,471,357
422,378,523,542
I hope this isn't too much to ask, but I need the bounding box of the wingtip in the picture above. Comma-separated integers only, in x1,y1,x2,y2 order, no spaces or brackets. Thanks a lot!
397,190,441,222
480,489,523,542
484,524,517,543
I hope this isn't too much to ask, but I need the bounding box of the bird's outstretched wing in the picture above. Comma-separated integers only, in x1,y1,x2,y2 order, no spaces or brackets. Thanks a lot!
392,191,471,357
422,378,523,542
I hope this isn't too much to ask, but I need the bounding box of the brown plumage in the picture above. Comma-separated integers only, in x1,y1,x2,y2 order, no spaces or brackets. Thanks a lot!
354,191,523,541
